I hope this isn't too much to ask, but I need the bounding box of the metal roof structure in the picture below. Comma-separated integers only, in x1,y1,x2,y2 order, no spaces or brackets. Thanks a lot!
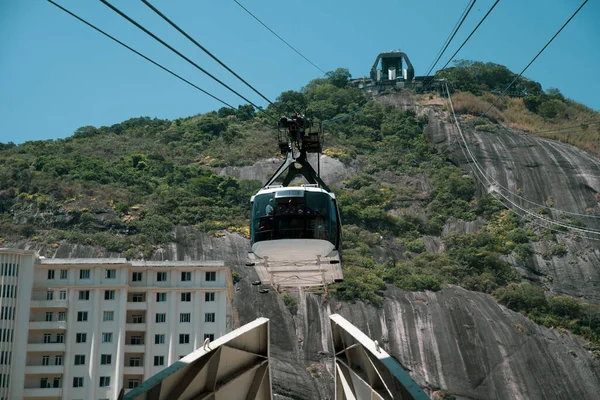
121,315,427,400
121,318,271,400
330,314,429,400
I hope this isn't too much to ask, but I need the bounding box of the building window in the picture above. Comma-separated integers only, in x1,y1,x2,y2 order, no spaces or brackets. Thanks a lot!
79,269,90,279
205,271,216,281
154,334,165,344
132,314,143,323
156,292,167,302
0,329,11,342
0,263,17,276
128,379,140,389
74,354,85,365
181,292,191,302
205,312,216,323
181,271,191,281
53,377,61,388
204,333,215,341
129,357,141,367
0,307,13,320
104,290,115,300
40,377,49,388
105,269,116,279
1,285,16,298
78,290,89,300
157,272,167,282
42,355,50,366
103,311,114,321
59,290,67,300
0,373,9,388
56,333,64,343
76,333,87,343
99,376,111,387
179,334,190,344
45,312,53,322
130,336,142,345
47,269,55,279
44,333,51,343
205,292,215,302
0,351,11,365
132,272,142,282
58,312,66,321
155,313,166,323
46,290,54,300
55,355,62,366
73,377,83,388
153,356,164,366
100,354,112,365
132,293,145,302
102,332,113,343
180,313,191,323
60,269,68,279
77,311,88,322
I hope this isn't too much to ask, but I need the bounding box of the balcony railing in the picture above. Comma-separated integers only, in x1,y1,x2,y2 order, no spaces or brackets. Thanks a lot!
123,366,144,375
126,323,146,331
27,342,66,352
29,320,67,330
127,301,147,310
25,364,64,374
30,300,68,308
124,344,145,353
22,387,63,397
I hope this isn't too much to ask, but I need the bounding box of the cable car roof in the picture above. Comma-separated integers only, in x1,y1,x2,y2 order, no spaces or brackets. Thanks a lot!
252,185,336,200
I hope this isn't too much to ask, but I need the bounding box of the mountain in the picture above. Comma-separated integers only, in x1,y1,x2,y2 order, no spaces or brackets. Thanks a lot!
2,62,600,399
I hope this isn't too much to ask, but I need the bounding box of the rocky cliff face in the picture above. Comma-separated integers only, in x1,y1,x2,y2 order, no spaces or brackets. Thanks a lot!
14,227,600,399
9,93,600,399
424,104,600,303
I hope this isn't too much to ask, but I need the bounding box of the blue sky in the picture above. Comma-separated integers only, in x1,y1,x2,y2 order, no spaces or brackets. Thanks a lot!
1,0,598,144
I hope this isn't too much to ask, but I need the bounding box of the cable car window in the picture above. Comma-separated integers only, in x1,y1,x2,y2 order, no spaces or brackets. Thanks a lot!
252,191,339,247
305,192,330,241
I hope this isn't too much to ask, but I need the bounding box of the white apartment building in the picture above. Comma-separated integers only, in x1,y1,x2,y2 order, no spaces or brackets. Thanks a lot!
0,248,234,400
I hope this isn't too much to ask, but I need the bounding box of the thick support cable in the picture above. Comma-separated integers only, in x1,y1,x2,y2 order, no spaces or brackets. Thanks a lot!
424,0,477,78
475,0,589,125
100,0,263,110
445,81,600,235
46,0,234,108
438,0,500,73
141,0,275,107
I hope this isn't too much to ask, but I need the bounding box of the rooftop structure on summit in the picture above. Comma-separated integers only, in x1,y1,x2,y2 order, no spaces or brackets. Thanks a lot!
351,50,437,92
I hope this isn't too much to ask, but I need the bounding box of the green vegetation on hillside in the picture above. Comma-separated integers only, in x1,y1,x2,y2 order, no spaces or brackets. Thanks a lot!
437,60,600,154
1,63,596,348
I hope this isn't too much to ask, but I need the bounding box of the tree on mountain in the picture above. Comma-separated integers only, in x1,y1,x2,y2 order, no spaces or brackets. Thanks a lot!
326,68,352,88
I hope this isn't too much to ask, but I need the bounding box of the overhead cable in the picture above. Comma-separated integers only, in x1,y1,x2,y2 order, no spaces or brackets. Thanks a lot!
445,81,600,233
437,0,500,73
100,0,263,110
423,0,477,78
141,0,275,107
475,0,589,125
443,81,600,220
232,0,326,75
46,0,234,108
423,0,474,76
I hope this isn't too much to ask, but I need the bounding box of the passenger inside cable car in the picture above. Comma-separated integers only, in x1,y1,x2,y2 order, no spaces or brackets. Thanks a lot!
251,189,339,248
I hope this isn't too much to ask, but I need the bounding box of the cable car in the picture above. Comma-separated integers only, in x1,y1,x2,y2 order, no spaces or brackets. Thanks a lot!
251,186,341,263
247,114,343,288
